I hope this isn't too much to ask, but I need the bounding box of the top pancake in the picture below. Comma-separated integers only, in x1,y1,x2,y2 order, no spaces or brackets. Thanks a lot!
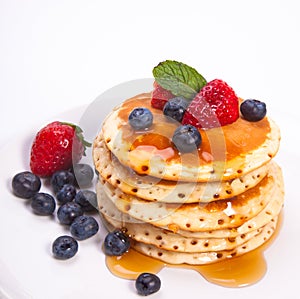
100,93,281,182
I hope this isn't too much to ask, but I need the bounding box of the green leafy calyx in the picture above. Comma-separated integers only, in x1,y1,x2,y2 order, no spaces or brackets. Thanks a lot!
61,122,91,156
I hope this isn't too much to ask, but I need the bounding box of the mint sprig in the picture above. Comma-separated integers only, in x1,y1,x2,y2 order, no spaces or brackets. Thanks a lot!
152,60,207,100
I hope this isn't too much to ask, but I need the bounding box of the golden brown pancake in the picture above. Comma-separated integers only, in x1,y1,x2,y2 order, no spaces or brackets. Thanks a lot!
93,135,270,203
97,162,283,232
99,93,281,182
131,217,278,265
102,209,267,253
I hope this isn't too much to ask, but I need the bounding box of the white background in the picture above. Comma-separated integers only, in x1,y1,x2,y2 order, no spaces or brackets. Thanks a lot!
1,0,299,146
1,1,300,299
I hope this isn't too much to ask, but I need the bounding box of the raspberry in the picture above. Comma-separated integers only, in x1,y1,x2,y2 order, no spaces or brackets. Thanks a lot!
182,79,239,129
151,81,175,110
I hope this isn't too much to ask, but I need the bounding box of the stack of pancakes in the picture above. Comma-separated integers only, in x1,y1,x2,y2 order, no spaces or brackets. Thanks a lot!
93,93,284,265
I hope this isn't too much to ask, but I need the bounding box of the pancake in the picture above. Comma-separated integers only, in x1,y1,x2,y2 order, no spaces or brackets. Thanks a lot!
93,135,270,203
93,86,284,268
173,195,283,239
131,217,278,265
98,175,284,240
97,162,283,232
102,211,266,253
100,93,281,182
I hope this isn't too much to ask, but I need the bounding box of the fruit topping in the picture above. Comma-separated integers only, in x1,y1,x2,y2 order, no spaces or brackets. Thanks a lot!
163,97,189,123
70,215,99,240
73,163,94,187
151,82,175,110
135,273,161,296
31,192,56,215
240,99,267,121
128,108,153,130
103,230,131,256
52,235,78,260
30,121,91,177
50,170,75,193
182,79,239,129
56,184,77,205
172,124,202,153
12,171,41,199
74,190,98,212
57,202,84,225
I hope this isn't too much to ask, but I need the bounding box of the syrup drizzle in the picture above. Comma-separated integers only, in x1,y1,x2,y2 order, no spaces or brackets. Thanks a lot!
105,213,283,288
118,94,270,168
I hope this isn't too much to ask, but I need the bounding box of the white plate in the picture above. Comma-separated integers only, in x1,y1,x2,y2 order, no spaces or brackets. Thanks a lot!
0,81,299,299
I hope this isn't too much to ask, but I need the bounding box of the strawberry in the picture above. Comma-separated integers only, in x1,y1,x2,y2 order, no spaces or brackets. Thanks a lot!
151,81,175,110
182,79,239,129
30,121,91,177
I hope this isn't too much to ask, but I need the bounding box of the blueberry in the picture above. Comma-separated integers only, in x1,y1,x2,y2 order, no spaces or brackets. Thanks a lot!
128,108,153,130
57,202,84,225
73,163,94,187
240,99,267,121
31,192,56,215
163,97,189,122
103,230,130,256
172,124,202,153
70,215,99,240
12,171,41,199
74,190,97,212
52,235,78,260
56,184,76,205
135,273,161,296
50,170,75,193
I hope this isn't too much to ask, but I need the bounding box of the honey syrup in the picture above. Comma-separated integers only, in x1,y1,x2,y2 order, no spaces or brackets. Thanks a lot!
118,94,270,169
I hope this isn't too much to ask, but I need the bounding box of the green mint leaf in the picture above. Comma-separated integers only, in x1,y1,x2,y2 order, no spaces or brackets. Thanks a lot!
152,60,207,100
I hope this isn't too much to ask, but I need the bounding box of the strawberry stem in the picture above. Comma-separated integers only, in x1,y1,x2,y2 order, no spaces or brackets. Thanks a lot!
61,122,91,156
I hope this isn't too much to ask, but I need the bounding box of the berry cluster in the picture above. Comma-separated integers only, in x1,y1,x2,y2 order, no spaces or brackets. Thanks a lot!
12,163,99,260
152,79,240,129
12,119,161,296
149,78,267,153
